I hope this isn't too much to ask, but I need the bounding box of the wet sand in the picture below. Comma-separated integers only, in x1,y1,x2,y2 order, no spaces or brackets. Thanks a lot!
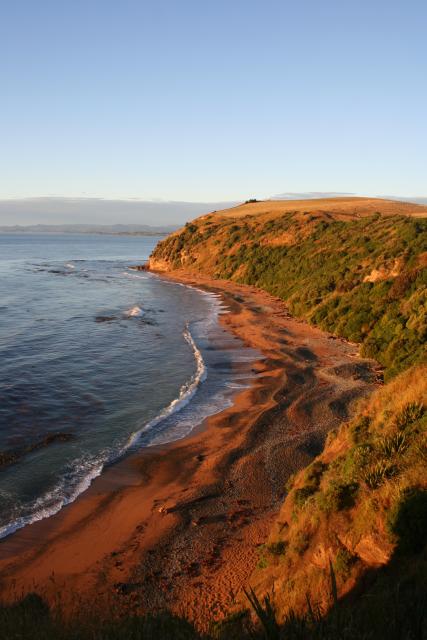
0,272,381,626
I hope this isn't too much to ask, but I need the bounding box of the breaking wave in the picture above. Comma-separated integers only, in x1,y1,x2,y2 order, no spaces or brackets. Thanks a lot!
0,323,207,540
124,305,145,317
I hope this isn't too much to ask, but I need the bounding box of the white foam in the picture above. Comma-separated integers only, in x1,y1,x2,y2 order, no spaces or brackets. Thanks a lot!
124,305,145,317
0,457,105,540
122,271,148,280
0,324,208,541
125,323,207,449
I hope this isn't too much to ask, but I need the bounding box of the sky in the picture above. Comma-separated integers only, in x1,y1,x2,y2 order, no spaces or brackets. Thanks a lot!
1,0,426,222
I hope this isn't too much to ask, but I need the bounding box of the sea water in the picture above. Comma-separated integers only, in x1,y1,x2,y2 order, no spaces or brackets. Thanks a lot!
0,233,257,539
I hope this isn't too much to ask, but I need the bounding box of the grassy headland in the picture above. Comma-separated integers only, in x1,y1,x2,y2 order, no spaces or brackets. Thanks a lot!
150,197,427,379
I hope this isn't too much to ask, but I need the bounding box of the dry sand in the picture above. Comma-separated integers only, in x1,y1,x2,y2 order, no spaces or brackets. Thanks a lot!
0,272,381,627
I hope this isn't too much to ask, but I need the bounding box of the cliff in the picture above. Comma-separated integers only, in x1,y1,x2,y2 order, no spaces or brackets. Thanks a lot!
149,197,427,379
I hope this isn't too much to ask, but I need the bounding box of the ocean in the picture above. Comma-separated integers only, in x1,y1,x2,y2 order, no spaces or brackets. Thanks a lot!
0,233,257,539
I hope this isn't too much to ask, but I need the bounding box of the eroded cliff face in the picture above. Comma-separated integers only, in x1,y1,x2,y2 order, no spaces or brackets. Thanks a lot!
146,256,172,272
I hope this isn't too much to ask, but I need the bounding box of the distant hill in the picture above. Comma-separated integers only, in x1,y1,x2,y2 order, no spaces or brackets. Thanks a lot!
0,197,237,227
273,192,427,206
0,223,178,235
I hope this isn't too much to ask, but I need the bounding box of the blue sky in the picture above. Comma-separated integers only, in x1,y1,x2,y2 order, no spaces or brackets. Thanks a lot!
1,0,426,202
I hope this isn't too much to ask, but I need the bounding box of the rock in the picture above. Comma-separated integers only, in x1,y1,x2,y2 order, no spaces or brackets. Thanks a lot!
114,582,142,595
354,534,392,566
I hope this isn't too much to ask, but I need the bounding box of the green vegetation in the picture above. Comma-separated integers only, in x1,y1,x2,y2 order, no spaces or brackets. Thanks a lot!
267,540,288,556
293,461,328,508
334,547,357,578
152,211,427,378
317,480,359,513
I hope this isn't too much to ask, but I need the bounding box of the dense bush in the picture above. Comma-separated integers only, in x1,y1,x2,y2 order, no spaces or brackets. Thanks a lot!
317,481,359,513
334,547,357,578
293,461,328,508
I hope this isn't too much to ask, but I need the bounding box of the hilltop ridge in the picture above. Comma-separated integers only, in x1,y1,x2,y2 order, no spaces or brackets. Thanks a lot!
202,196,427,220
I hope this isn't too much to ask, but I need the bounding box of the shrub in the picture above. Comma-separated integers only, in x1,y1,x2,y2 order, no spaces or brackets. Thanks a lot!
350,415,371,445
267,540,288,556
334,547,357,578
293,530,311,556
318,481,359,513
387,489,427,554
293,485,317,508
378,432,409,457
352,443,374,467
363,461,397,489
305,460,328,485
293,461,328,508
395,402,425,430
0,602,200,640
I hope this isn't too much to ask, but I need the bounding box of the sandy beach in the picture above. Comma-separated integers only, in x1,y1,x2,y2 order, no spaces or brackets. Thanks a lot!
0,271,381,627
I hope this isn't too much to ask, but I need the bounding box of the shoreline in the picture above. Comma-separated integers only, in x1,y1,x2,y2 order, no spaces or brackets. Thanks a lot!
0,271,380,625
0,277,234,542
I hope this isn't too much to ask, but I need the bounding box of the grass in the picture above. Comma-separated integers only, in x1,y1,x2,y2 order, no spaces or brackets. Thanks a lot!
317,480,359,513
363,460,397,489
334,547,357,578
377,431,408,457
293,461,328,509
395,401,425,430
